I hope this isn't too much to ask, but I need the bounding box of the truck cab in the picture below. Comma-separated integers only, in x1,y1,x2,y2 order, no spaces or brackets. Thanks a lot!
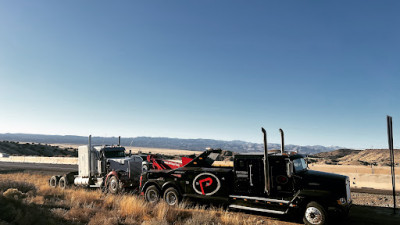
73,144,143,193
231,153,351,222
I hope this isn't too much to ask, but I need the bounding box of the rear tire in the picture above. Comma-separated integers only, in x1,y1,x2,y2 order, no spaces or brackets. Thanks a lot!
145,185,160,203
108,176,120,194
163,187,180,206
49,176,58,188
303,201,327,225
59,176,68,189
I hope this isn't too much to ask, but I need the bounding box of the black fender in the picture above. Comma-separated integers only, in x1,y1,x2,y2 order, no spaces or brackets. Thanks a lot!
105,171,119,187
141,181,161,193
294,189,334,208
161,181,183,195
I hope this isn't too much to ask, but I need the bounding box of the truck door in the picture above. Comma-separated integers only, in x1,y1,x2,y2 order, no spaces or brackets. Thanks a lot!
234,157,264,195
270,158,294,196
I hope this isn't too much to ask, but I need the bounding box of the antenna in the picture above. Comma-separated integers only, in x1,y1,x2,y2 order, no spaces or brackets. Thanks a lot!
279,128,284,154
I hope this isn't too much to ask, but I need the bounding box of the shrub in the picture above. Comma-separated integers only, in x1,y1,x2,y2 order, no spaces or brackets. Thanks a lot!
3,188,27,200
0,180,36,194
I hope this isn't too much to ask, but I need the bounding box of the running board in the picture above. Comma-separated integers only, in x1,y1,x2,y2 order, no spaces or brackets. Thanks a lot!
229,204,286,215
229,195,290,204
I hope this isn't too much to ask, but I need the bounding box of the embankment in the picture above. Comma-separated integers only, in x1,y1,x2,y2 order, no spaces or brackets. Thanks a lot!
310,164,400,191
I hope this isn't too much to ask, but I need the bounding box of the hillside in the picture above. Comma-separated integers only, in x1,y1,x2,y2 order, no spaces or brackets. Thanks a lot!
312,149,400,166
0,133,341,154
0,141,77,157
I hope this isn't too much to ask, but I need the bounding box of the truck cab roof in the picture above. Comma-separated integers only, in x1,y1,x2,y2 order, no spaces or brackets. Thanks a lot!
93,145,125,151
93,145,126,158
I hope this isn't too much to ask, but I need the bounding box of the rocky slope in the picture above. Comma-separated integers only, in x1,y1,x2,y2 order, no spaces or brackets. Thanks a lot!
0,141,77,157
312,149,400,166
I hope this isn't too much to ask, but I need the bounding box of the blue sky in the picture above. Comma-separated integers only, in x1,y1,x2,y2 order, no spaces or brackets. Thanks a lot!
0,1,399,149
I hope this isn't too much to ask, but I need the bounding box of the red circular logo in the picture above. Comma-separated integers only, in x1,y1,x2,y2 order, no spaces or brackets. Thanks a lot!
192,173,221,196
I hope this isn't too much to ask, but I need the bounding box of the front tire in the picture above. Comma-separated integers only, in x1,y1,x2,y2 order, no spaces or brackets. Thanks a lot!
163,187,180,206
303,201,327,225
108,176,120,194
144,185,160,203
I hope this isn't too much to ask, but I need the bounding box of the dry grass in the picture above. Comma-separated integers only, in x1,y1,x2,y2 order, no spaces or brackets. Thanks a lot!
0,172,295,225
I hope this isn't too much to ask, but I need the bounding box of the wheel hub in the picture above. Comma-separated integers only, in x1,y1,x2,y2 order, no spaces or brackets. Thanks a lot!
166,192,177,205
148,190,157,202
305,207,322,224
110,181,117,190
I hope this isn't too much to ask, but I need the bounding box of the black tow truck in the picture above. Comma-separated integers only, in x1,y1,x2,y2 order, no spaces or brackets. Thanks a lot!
140,128,352,225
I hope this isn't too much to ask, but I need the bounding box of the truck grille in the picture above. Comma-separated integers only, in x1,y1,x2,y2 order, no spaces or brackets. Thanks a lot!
346,177,351,202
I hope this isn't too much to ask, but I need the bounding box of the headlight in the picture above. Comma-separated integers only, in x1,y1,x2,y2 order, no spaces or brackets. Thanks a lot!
337,197,347,205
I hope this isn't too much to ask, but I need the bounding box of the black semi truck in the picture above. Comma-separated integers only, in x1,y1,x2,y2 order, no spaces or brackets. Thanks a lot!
140,128,352,225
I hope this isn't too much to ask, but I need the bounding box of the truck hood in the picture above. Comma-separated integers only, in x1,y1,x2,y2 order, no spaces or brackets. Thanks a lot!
298,169,347,194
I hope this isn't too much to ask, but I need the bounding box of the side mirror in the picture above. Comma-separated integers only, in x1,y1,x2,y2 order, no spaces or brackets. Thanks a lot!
286,161,293,177
306,155,309,169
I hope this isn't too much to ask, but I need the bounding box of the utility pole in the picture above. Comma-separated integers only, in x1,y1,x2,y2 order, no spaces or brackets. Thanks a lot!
387,115,396,213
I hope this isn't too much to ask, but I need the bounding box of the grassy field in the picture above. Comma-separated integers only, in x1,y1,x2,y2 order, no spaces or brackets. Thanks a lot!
0,172,296,225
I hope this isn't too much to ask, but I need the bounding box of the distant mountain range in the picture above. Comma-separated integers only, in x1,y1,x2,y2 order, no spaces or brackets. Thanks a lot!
0,133,343,154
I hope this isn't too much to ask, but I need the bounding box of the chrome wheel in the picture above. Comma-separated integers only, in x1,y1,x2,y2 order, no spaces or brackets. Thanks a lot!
165,192,177,205
59,176,67,189
163,187,180,206
110,180,117,190
108,176,119,194
146,190,158,202
305,207,323,225
145,185,160,203
49,176,58,188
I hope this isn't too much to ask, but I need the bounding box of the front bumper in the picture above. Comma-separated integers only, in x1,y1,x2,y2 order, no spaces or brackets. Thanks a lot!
329,200,352,216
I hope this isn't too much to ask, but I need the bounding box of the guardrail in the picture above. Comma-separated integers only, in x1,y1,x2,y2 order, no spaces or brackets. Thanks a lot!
0,156,78,165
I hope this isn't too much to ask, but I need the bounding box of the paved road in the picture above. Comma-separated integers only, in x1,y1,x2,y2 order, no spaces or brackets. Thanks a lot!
344,205,400,225
0,161,77,174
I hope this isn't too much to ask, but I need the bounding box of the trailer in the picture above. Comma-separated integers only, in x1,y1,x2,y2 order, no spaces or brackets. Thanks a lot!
140,128,352,225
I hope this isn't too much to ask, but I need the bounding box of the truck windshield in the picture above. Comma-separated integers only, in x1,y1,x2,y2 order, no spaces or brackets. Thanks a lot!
293,158,307,172
104,151,125,158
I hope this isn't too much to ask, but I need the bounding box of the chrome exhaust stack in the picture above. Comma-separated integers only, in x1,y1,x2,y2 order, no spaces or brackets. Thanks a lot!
279,128,284,154
88,135,92,177
261,127,270,195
